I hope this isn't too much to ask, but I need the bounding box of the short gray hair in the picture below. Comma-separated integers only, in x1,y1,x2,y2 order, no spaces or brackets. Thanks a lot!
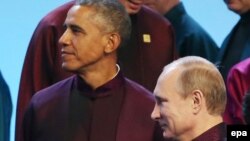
76,0,131,47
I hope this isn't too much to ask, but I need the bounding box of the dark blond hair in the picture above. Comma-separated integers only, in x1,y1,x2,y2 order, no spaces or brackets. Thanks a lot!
163,56,226,115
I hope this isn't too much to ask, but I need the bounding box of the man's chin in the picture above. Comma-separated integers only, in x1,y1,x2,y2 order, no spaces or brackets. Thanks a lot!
127,8,141,15
226,3,241,13
163,130,175,140
62,64,76,72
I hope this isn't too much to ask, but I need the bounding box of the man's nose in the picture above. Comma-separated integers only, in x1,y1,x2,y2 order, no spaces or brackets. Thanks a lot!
59,29,71,46
151,104,160,121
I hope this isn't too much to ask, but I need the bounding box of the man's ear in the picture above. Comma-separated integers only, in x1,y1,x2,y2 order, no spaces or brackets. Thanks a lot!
191,90,203,114
104,33,121,53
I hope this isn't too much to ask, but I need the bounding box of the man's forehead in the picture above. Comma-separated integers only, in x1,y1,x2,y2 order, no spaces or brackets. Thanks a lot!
67,5,94,17
154,68,181,95
153,79,167,97
65,5,94,23
68,5,81,14
159,67,180,84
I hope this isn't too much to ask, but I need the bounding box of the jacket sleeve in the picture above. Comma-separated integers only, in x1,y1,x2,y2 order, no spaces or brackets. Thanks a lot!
223,67,247,124
22,101,36,141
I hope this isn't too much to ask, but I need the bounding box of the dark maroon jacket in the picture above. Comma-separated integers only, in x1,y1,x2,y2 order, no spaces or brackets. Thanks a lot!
15,2,74,141
22,73,165,141
192,122,226,141
16,1,175,141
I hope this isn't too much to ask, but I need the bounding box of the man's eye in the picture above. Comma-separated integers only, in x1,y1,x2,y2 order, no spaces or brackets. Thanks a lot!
157,98,168,105
156,98,162,105
157,101,162,106
62,26,66,31
72,28,81,33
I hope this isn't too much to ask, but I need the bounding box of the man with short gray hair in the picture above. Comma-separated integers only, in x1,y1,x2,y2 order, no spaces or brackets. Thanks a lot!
151,56,227,141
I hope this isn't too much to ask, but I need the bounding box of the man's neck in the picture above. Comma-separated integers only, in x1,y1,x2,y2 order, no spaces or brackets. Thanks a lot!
164,0,181,14
191,115,223,140
79,62,119,89
177,115,223,141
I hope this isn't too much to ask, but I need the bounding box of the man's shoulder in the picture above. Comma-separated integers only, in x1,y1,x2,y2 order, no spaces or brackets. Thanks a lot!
139,6,171,26
32,76,75,102
229,58,250,75
235,58,250,69
124,78,154,101
193,122,227,141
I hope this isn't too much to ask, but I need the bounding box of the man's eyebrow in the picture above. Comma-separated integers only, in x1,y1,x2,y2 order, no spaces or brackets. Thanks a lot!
70,24,83,30
64,23,86,33
154,95,168,102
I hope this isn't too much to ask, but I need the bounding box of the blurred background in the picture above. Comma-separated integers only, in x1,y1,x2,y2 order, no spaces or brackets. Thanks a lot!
0,0,238,141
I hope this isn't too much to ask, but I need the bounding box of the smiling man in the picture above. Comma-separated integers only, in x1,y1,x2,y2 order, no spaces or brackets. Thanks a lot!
151,56,227,141
118,0,144,14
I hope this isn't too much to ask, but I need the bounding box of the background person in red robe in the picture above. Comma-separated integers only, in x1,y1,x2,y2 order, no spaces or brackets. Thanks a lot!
151,56,227,141
224,57,250,124
22,0,165,141
16,1,176,140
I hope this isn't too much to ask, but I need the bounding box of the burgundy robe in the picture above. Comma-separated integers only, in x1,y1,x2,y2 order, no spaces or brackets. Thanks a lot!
15,2,74,141
192,122,227,141
22,72,165,141
16,1,175,141
223,58,250,124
